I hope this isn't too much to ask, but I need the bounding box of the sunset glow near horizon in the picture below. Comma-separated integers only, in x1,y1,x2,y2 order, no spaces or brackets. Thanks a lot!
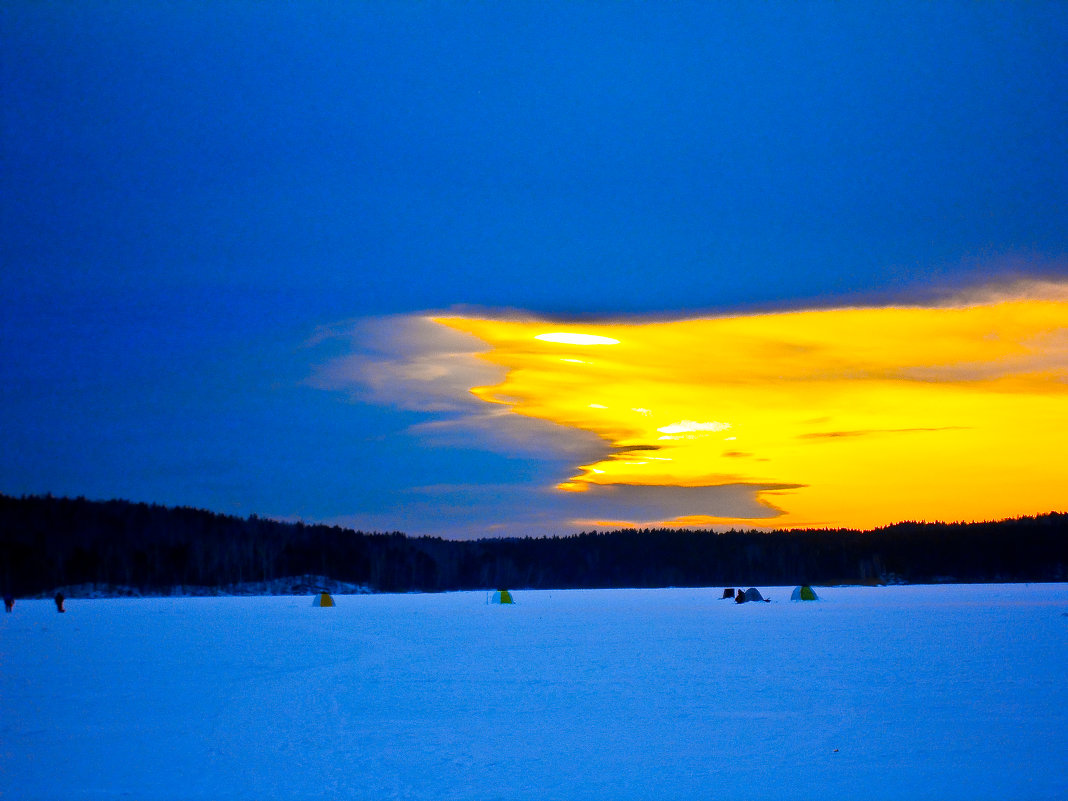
434,288,1068,530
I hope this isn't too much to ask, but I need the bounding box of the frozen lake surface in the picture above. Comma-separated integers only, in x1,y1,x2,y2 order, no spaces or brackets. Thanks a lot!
3,584,1067,800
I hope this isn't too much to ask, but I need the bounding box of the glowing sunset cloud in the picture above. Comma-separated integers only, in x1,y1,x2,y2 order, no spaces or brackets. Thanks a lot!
535,333,621,345
433,285,1068,530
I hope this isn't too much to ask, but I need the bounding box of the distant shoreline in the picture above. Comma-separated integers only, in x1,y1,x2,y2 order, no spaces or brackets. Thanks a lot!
3,494,1066,598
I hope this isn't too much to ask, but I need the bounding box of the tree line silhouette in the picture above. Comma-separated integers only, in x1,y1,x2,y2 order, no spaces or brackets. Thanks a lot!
2,493,1065,597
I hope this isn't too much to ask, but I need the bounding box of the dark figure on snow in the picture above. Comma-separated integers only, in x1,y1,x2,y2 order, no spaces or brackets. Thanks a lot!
54,592,65,613
3,595,13,613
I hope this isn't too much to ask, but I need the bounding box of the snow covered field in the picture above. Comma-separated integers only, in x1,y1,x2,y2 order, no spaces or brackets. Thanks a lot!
3,584,1067,800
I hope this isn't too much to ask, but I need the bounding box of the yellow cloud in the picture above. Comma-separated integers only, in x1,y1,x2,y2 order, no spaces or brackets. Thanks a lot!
535,332,621,345
433,288,1068,529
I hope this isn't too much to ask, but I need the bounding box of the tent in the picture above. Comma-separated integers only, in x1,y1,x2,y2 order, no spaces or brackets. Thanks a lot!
791,585,819,601
490,589,514,604
311,592,335,607
739,585,764,606
721,588,736,599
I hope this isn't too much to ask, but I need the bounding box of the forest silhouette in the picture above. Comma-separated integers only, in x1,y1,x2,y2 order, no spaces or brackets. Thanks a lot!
2,494,1065,597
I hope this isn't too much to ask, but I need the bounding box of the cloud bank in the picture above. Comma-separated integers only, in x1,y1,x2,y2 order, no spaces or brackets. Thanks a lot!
312,281,1068,533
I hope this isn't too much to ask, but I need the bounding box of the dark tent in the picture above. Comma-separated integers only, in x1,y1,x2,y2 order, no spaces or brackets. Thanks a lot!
734,587,766,604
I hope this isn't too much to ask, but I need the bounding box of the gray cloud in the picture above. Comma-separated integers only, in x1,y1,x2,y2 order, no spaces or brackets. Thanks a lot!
567,482,805,527
405,410,608,463
322,480,806,539
306,315,503,414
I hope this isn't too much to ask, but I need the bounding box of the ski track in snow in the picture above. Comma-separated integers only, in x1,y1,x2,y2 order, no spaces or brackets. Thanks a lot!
2,585,1067,800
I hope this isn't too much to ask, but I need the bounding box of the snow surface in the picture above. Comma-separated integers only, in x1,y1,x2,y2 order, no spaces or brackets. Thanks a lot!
2,584,1067,800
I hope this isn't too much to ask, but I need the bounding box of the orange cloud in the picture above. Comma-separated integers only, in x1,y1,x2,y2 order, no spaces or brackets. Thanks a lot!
433,286,1068,529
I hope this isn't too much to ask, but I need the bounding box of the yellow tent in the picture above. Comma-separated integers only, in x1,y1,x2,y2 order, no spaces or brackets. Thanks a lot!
312,592,335,607
791,585,819,601
490,589,514,604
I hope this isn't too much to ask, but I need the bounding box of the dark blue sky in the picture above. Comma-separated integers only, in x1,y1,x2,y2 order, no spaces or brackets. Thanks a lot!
3,3,1066,535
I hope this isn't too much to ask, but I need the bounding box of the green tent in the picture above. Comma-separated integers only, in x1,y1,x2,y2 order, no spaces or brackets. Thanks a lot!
790,585,818,601
311,592,335,607
490,589,514,604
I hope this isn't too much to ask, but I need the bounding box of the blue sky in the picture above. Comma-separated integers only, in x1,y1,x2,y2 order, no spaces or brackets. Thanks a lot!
3,3,1066,537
